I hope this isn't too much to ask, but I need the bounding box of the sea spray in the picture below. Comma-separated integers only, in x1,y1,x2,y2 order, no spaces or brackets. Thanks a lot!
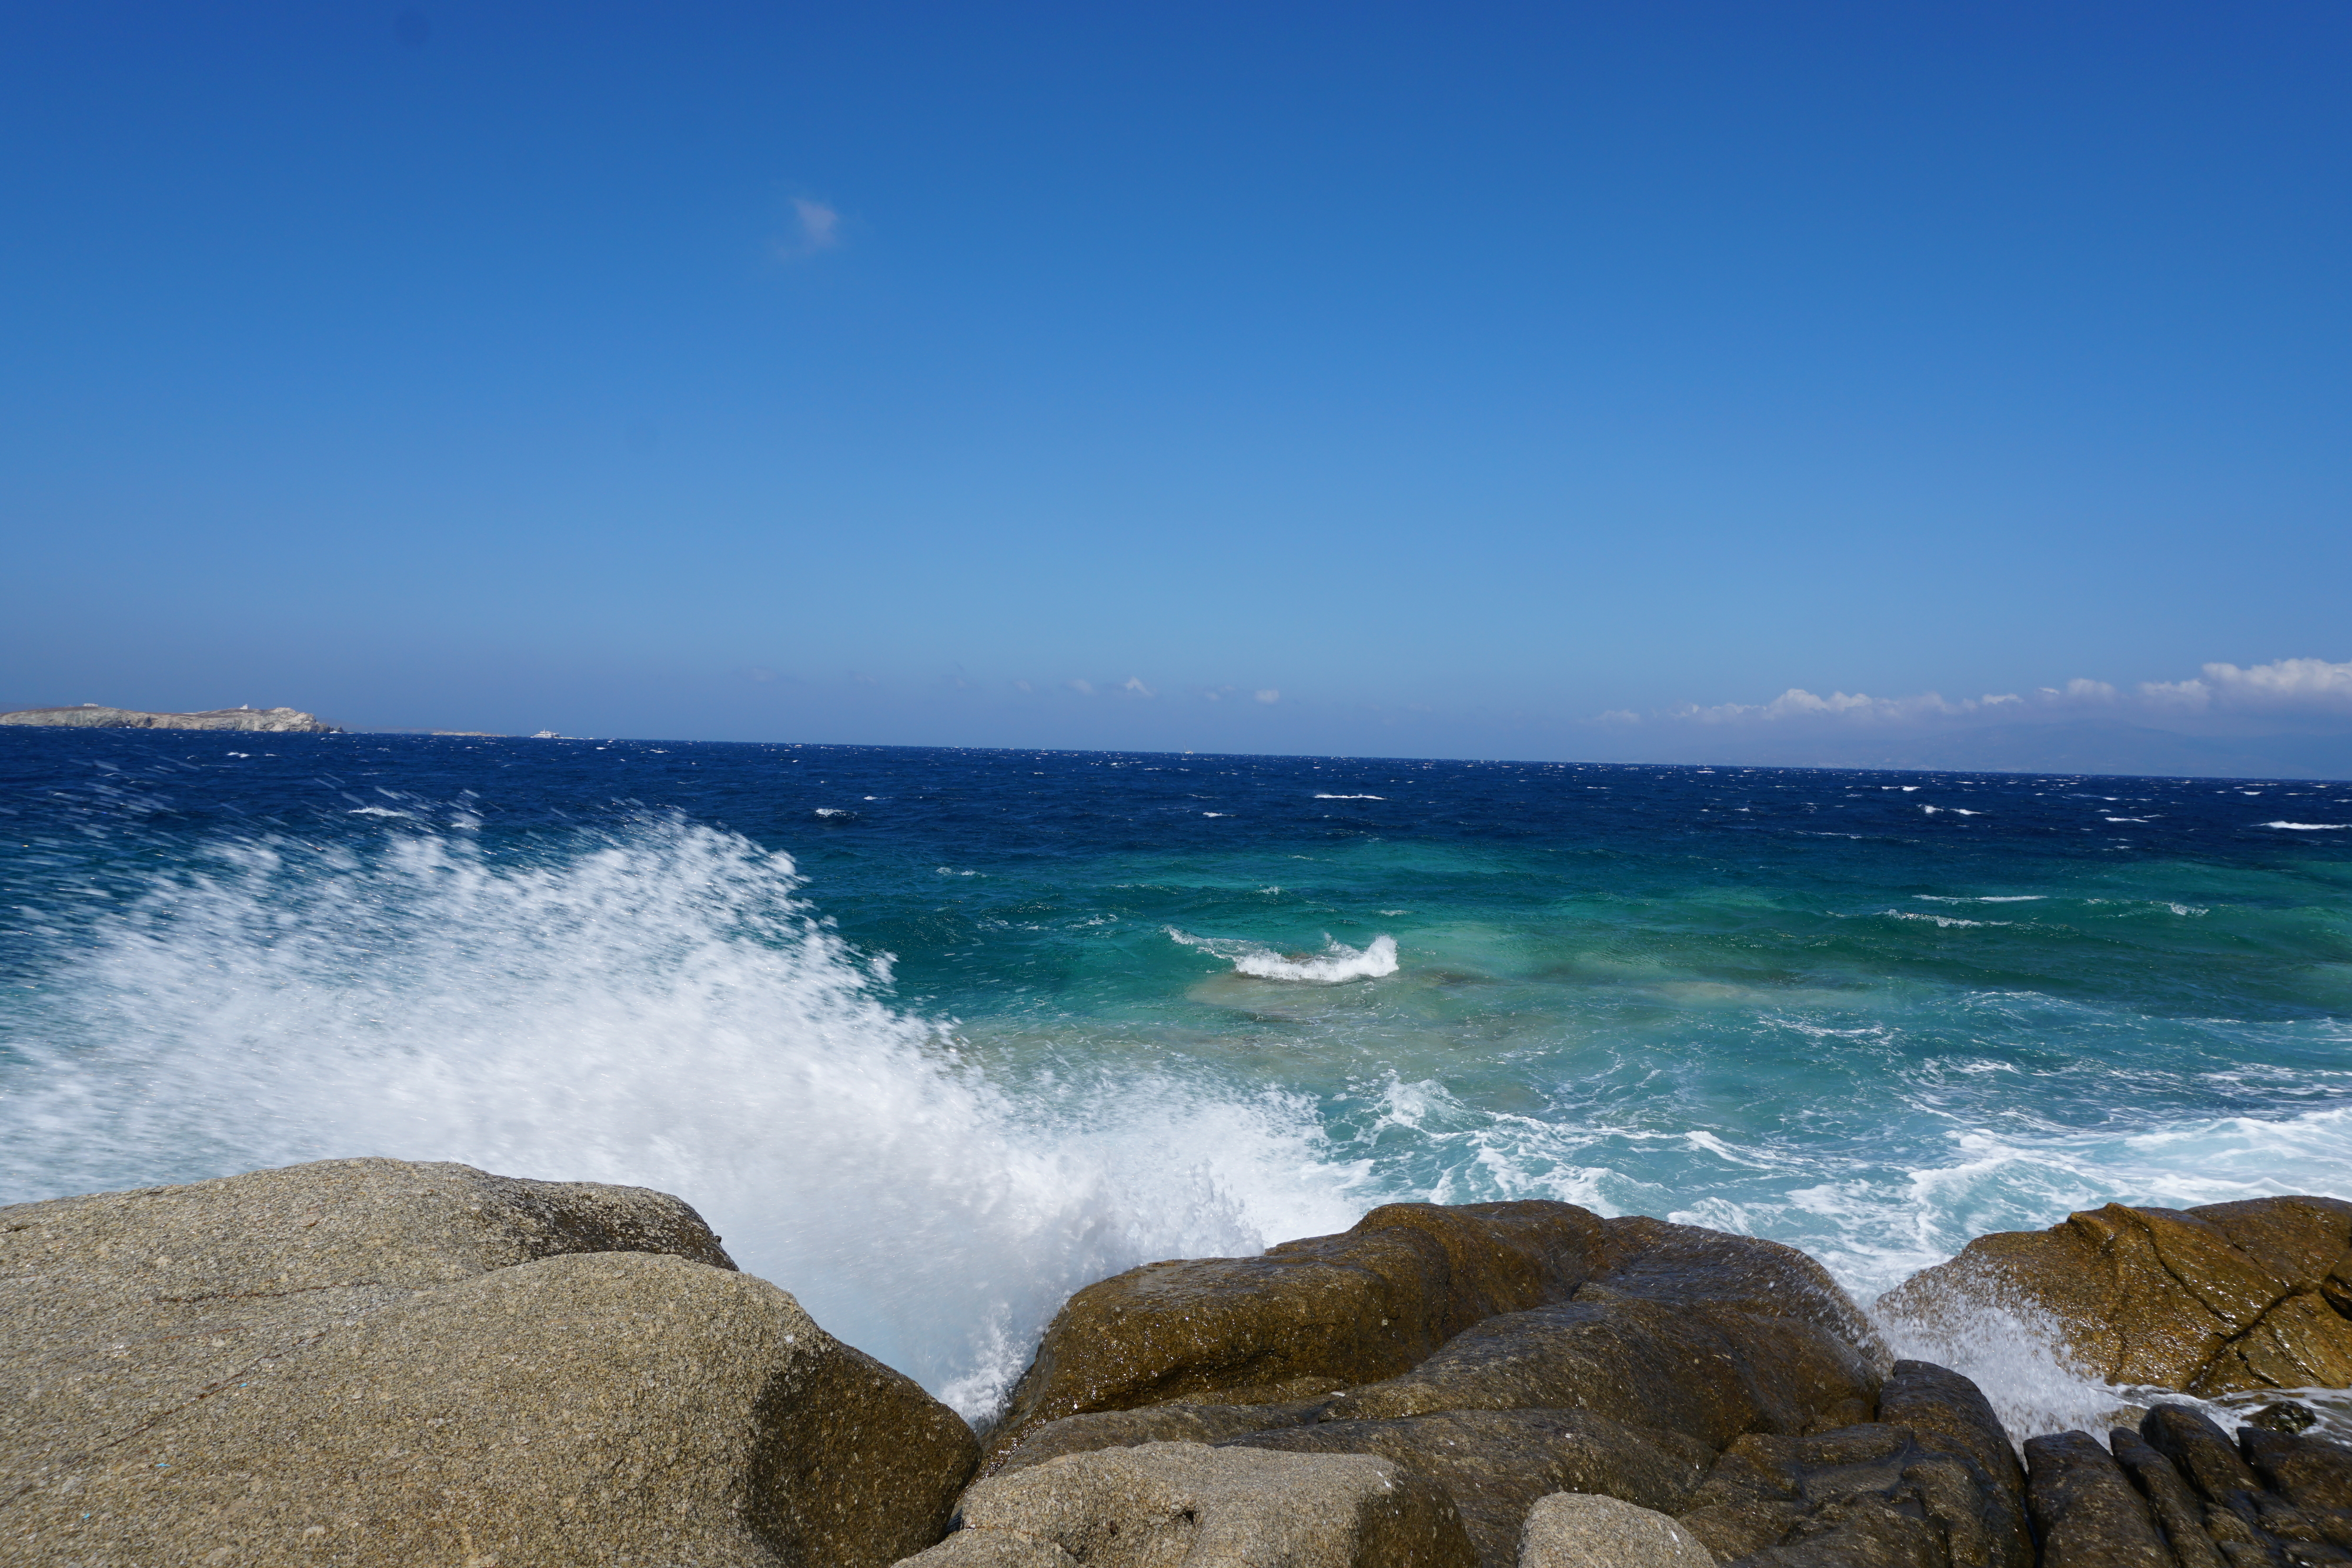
1,815,1365,1418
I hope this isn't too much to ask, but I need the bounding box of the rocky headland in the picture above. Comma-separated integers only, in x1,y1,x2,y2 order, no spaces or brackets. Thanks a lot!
6,1164,2351,1566
0,704,340,733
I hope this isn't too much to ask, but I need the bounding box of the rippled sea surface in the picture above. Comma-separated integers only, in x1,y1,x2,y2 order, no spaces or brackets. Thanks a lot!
4,730,2348,1424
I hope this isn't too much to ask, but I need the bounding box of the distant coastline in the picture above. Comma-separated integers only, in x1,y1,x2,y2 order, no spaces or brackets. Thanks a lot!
0,703,340,734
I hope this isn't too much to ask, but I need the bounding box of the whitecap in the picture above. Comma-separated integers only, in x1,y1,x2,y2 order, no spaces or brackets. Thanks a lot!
1915,896,2045,904
1167,928,1400,983
1885,911,2012,928
2264,821,2348,831
346,807,414,820
1313,794,1385,800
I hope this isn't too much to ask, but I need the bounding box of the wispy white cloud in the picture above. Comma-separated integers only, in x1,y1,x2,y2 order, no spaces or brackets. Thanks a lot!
1255,688,1280,704
774,197,842,259
1122,677,1155,697
1065,678,1094,696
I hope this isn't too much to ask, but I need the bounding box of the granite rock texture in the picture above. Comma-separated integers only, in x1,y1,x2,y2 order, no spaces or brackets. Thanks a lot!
0,704,340,733
1516,1492,1715,1568
1227,1407,1711,1567
1881,1196,2352,1396
2,1158,977,1567
900,1442,1479,1568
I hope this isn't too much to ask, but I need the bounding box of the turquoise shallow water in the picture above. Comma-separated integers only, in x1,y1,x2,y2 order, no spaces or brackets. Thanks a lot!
4,731,2350,1423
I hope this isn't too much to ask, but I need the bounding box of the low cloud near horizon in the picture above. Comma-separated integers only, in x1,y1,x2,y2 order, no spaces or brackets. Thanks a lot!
1580,656,2352,778
1612,656,2352,731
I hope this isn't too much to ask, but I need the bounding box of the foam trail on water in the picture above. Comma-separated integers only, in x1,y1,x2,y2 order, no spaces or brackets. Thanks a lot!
0,818,1367,1419
1168,930,1400,982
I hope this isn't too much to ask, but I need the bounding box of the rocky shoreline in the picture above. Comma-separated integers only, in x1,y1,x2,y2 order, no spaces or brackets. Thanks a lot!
0,704,340,733
6,1161,2351,1566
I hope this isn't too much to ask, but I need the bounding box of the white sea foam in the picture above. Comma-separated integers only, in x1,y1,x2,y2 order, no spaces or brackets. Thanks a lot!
345,806,414,819
1886,910,2010,928
0,819,1364,1420
1168,928,1401,982
1314,794,1385,800
2265,821,2349,830
1916,895,2044,903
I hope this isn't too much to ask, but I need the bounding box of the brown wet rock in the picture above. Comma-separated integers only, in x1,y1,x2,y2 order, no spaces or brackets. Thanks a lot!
2243,1423,2352,1514
1222,1407,1713,1568
3,1158,978,1567
986,1201,1609,1460
1582,1214,1879,1350
2024,1429,2178,1568
1876,1357,2027,1505
1680,1417,2028,1568
1315,1218,1878,1447
2141,1403,2265,1512
2099,1407,2352,1566
1319,1293,1877,1449
2110,1427,2227,1568
2241,1425,2352,1554
1880,1197,2352,1396
902,1442,1480,1568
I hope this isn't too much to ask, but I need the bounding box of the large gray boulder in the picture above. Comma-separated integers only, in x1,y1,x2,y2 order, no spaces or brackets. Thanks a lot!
2,1158,977,1566
900,1442,1479,1567
1518,1493,1713,1568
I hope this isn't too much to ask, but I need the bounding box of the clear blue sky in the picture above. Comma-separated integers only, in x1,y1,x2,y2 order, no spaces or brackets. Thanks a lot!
6,2,2350,771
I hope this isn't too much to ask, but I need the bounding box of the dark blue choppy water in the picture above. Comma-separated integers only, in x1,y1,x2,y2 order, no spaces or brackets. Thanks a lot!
4,729,2349,1425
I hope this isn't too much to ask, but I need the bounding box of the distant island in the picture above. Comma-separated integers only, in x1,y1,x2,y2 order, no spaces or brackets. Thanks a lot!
0,704,341,734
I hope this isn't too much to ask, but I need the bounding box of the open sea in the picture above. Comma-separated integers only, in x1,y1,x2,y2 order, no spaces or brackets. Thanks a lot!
5,730,2350,1434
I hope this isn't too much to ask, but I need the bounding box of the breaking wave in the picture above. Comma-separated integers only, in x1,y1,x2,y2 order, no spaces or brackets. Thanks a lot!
0,817,1365,1419
1167,929,1401,982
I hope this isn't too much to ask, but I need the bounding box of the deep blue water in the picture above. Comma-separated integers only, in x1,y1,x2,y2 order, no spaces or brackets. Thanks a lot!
5,728,2349,1425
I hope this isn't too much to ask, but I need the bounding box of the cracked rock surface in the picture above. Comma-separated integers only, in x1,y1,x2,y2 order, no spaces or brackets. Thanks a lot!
1880,1197,2352,1395
2,1158,977,1566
